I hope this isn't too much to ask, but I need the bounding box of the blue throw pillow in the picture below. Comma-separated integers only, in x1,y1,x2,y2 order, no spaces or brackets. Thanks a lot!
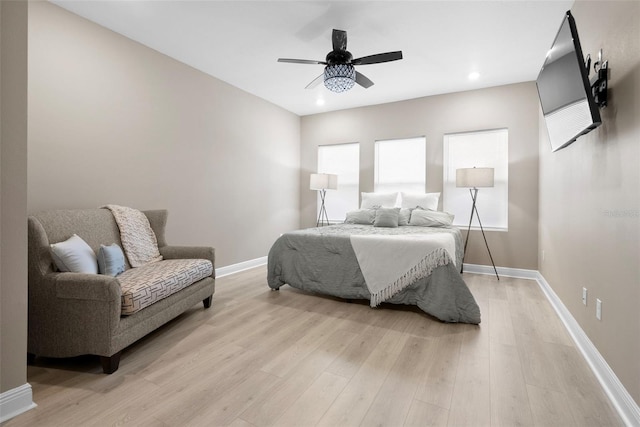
97,243,126,276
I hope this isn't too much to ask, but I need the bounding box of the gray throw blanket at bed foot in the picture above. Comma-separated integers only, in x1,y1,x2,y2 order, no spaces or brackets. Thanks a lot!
267,224,481,324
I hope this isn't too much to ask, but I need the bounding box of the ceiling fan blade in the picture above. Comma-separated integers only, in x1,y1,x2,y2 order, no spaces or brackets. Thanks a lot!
355,71,374,89
278,58,327,65
352,51,403,65
305,74,324,89
332,29,347,51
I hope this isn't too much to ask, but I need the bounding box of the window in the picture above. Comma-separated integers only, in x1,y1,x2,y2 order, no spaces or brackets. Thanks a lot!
317,143,359,222
374,137,426,193
443,129,508,230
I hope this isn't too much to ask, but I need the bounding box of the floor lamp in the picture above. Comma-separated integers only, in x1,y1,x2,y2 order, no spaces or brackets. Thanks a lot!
456,167,499,280
310,173,338,227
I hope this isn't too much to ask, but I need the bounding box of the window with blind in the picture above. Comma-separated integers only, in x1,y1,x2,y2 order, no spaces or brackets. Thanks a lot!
317,143,360,222
443,129,508,230
374,137,426,193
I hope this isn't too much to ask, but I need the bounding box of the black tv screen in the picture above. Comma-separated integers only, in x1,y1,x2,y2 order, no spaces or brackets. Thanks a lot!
536,11,601,152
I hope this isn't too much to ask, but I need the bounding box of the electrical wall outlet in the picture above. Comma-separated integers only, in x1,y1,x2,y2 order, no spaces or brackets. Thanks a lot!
582,287,588,305
596,299,602,320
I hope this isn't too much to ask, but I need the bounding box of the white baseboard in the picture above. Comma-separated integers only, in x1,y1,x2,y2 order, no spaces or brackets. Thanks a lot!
215,256,267,278
465,262,640,426
535,272,640,427
0,383,36,423
462,262,539,279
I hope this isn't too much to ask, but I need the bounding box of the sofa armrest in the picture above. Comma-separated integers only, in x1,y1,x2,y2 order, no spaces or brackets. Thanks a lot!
30,273,123,350
54,273,122,302
160,245,215,262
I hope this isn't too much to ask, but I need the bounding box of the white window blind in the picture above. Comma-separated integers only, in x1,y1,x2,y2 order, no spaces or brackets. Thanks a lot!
374,136,426,193
443,129,508,230
317,143,360,222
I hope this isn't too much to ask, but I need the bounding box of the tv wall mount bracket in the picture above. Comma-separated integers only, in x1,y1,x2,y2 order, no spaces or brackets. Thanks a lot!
585,49,608,108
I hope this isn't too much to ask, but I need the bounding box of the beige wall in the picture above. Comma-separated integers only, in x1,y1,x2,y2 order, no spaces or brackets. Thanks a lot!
14,0,639,412
539,1,640,405
1,0,29,394
28,2,300,267
301,82,540,269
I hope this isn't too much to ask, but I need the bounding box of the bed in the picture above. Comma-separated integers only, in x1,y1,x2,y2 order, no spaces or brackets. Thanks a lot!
267,223,481,324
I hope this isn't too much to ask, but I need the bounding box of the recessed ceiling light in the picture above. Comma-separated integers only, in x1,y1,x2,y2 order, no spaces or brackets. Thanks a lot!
316,98,325,106
468,72,480,81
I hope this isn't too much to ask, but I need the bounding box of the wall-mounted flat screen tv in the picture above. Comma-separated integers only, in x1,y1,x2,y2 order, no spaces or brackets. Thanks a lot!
536,11,601,152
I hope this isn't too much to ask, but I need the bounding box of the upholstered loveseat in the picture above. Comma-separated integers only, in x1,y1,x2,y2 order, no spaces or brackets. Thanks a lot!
27,208,215,373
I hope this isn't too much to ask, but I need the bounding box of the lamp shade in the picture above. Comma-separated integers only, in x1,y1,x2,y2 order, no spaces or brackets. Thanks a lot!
310,173,338,190
456,167,494,188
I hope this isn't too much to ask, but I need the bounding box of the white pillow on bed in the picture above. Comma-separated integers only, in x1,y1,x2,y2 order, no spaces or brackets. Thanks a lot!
409,209,454,227
360,192,399,209
400,192,440,211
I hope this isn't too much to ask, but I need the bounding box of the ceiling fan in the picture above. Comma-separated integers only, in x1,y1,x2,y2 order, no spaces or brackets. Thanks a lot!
278,29,403,93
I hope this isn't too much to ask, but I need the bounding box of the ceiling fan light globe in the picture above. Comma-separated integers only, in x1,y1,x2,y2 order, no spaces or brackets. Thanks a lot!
324,64,356,93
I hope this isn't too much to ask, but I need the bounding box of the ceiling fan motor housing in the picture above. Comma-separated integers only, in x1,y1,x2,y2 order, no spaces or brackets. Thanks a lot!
326,50,353,65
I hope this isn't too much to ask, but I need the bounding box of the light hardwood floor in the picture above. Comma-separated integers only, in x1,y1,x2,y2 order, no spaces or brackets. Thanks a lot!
5,267,623,426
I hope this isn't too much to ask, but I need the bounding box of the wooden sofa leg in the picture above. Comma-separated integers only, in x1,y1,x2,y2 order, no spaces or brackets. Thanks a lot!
101,352,121,374
203,295,213,309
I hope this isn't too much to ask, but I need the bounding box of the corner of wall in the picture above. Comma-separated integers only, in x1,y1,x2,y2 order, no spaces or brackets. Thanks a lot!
0,0,31,408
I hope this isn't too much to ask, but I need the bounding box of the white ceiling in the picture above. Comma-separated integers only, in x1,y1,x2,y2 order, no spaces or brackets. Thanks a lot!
51,1,574,116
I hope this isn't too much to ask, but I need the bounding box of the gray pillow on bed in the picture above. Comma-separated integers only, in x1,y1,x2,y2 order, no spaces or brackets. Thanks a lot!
374,207,400,228
398,208,413,226
344,209,376,225
409,209,454,227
